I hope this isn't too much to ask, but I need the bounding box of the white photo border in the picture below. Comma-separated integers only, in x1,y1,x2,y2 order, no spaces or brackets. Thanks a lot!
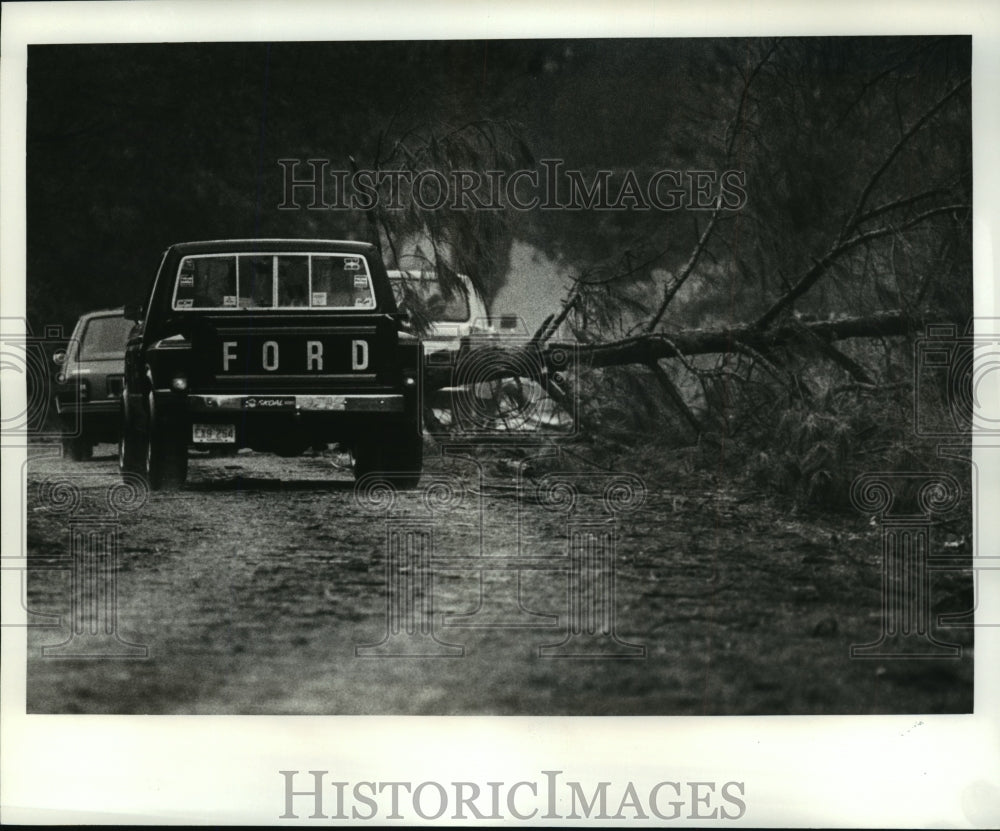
2,0,998,826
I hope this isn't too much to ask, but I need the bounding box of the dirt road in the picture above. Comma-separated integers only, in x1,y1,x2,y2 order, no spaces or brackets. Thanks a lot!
24,442,973,714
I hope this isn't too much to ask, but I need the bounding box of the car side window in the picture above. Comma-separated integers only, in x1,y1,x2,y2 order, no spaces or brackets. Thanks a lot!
78,316,133,360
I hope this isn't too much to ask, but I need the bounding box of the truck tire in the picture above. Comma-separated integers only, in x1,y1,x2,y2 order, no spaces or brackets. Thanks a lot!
62,436,93,462
143,396,188,490
119,403,145,476
351,431,422,490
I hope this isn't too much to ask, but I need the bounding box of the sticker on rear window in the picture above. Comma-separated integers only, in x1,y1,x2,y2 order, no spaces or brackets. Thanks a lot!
176,299,194,309
355,296,373,307
344,258,360,271
179,274,194,287
353,275,368,288
311,292,327,306
223,295,237,307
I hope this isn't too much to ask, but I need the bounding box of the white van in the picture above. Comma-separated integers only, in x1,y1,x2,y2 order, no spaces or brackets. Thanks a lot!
387,269,489,354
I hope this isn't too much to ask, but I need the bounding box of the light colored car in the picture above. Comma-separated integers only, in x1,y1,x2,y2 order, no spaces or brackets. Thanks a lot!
387,269,489,354
388,270,572,435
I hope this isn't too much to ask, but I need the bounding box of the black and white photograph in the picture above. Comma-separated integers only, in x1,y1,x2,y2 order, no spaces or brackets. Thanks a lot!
2,1,998,826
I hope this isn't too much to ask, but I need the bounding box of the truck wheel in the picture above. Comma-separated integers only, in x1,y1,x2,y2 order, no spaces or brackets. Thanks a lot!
350,440,382,481
352,432,422,490
62,436,93,462
118,412,145,477
387,433,423,490
144,414,188,490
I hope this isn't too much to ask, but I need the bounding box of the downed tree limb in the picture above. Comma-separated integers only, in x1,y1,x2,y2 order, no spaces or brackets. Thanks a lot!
841,77,969,238
728,339,810,401
578,310,921,370
423,310,927,390
535,282,580,344
646,360,704,436
790,322,876,385
753,203,968,331
645,203,722,333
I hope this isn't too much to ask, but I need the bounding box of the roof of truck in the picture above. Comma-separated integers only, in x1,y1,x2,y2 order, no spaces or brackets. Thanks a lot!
165,239,376,255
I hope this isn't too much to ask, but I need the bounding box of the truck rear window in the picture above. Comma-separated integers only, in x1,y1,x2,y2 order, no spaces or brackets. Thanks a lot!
172,253,375,310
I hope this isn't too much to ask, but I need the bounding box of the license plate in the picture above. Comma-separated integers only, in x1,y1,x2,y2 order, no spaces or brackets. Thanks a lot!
192,423,236,444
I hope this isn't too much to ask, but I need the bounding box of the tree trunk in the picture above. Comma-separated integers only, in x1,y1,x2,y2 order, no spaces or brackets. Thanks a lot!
423,310,926,390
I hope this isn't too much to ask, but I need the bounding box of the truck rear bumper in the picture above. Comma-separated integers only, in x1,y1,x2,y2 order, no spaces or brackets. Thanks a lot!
185,392,406,413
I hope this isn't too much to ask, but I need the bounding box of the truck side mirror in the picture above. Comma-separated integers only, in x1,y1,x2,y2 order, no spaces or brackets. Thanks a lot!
124,303,143,322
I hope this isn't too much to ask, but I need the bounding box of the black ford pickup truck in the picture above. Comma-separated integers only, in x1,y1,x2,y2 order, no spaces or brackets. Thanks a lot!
119,239,422,489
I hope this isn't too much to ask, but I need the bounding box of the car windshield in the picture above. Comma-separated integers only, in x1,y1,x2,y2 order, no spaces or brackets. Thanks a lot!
390,273,470,323
78,315,131,360
171,253,376,310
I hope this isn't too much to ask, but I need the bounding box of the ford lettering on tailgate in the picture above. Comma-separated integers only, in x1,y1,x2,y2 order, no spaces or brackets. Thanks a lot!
217,335,372,374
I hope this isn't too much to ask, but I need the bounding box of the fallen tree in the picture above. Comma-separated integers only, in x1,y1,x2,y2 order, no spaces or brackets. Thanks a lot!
571,311,918,370
415,43,968,451
422,309,926,391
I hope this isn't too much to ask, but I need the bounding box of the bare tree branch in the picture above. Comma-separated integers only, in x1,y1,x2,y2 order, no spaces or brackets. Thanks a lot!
835,37,948,128
536,282,580,344
728,339,802,396
754,203,968,331
647,361,704,436
854,187,946,227
726,38,783,159
644,202,722,333
639,40,781,337
787,321,877,385
424,310,928,390
840,77,969,241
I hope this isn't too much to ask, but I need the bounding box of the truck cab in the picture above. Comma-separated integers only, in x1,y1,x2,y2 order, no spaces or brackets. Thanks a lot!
120,239,422,489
